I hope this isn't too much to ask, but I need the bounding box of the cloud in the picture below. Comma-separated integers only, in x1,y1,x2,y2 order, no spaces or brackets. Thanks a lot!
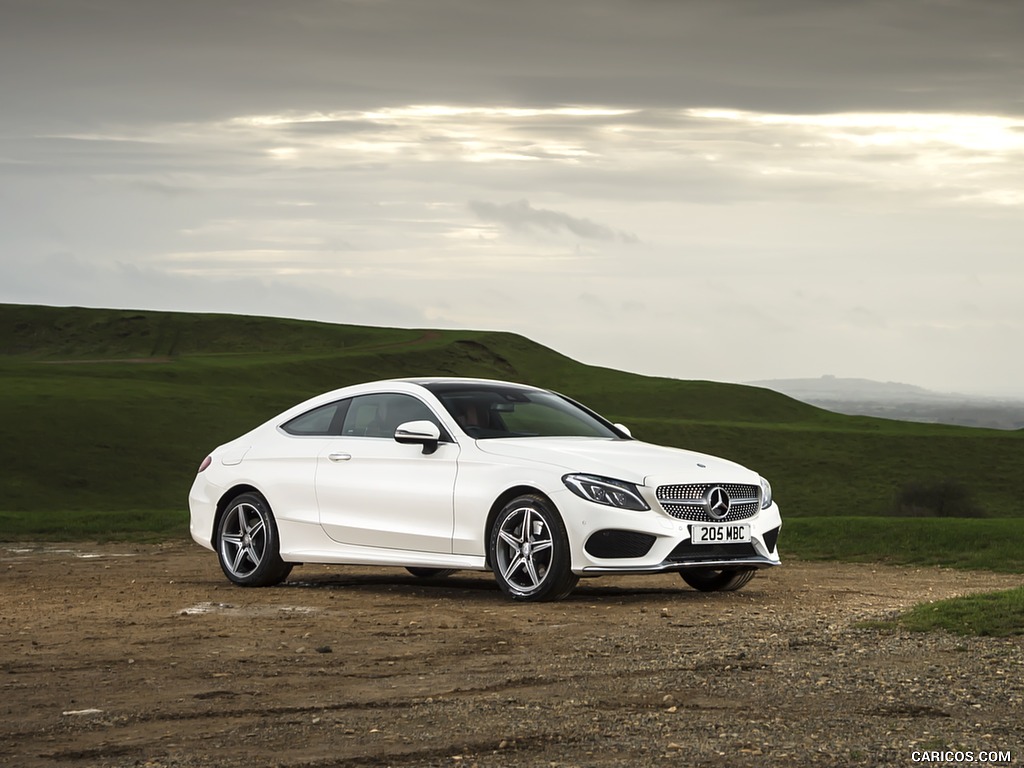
4,0,1023,130
468,199,638,243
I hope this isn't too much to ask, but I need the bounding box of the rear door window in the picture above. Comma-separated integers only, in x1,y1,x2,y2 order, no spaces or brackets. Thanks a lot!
281,400,350,436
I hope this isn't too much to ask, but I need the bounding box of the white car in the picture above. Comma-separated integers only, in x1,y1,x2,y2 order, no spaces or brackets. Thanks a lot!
189,378,781,601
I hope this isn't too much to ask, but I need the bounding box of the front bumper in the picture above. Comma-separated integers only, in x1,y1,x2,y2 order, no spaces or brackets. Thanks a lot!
554,488,782,575
579,554,778,575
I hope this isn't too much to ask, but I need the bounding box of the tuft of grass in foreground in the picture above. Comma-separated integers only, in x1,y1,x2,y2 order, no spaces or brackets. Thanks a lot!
783,517,1024,573
871,587,1024,637
787,517,1024,637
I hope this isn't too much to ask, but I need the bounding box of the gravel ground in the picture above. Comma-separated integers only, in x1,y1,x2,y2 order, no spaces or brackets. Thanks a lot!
1,541,1022,767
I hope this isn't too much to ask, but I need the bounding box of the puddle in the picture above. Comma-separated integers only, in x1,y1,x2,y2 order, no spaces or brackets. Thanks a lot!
2,545,139,561
180,602,237,615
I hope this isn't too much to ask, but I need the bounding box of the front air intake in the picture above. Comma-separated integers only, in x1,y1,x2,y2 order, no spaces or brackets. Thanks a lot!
584,530,657,559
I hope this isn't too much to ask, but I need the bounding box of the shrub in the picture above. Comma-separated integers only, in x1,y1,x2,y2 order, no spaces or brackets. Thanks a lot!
892,479,986,518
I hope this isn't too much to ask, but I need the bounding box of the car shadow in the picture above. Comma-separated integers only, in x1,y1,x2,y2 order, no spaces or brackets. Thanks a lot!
281,571,764,603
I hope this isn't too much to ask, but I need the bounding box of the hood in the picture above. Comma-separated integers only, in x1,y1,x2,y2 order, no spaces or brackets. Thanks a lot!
474,437,759,487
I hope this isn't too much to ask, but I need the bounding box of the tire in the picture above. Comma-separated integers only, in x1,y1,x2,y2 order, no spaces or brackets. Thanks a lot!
680,567,756,592
216,492,293,587
489,494,578,602
406,567,457,578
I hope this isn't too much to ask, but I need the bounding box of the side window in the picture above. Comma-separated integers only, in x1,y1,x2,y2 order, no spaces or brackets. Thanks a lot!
281,400,349,436
341,393,440,438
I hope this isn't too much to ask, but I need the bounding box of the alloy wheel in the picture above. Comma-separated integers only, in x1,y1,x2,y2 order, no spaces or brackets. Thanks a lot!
494,505,555,594
219,502,267,579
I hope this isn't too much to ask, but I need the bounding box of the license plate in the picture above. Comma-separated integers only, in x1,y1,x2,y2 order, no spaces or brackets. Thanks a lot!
690,523,751,544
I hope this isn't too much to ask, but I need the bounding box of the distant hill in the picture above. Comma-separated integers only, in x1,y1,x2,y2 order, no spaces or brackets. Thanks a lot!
748,375,1024,430
747,375,937,400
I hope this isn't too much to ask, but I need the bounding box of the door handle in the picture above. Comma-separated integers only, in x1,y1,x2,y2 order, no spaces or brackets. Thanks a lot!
328,452,352,462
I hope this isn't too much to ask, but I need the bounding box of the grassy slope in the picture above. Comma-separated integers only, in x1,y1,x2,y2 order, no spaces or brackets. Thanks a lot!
1,303,1022,533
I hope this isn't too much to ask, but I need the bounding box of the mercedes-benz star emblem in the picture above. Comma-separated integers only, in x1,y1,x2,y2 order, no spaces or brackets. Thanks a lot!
706,486,731,519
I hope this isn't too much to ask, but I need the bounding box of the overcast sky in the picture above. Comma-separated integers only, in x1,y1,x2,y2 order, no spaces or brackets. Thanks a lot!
2,0,1023,395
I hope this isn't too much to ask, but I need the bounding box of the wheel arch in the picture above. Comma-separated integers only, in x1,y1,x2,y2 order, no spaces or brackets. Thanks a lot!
483,485,559,568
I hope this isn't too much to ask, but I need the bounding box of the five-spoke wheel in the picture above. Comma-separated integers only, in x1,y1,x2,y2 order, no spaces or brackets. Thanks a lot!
216,492,292,587
489,494,578,601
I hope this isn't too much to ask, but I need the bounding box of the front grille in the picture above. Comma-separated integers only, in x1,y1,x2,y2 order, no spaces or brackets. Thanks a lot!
656,483,761,523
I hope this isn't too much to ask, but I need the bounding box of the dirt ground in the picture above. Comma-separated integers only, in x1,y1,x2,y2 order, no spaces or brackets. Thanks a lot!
2,542,1022,768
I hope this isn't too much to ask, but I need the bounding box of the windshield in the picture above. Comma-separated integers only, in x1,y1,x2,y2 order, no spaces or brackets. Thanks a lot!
422,382,622,439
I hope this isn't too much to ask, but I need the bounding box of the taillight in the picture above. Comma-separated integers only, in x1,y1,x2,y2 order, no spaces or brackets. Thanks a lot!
198,456,212,473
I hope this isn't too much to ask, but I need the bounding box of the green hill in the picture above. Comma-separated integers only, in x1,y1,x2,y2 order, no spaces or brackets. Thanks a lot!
2,303,1022,539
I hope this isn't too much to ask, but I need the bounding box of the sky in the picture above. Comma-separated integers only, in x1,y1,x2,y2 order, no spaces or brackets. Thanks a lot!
2,0,1023,396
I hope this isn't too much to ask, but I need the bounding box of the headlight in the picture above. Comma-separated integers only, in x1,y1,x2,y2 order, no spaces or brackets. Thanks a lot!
562,474,649,511
760,476,773,509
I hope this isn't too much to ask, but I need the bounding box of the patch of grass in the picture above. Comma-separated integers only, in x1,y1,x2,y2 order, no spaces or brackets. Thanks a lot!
0,508,188,542
783,517,1024,573
884,587,1024,637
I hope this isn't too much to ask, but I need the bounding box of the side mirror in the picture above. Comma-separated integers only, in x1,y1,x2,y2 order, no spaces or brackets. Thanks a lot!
613,423,632,438
394,420,441,454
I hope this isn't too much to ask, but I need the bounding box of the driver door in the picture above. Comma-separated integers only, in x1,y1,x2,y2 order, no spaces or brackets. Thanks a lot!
316,392,459,553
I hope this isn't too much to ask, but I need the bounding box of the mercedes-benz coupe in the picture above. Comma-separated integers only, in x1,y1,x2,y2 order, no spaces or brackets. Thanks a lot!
189,378,781,601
